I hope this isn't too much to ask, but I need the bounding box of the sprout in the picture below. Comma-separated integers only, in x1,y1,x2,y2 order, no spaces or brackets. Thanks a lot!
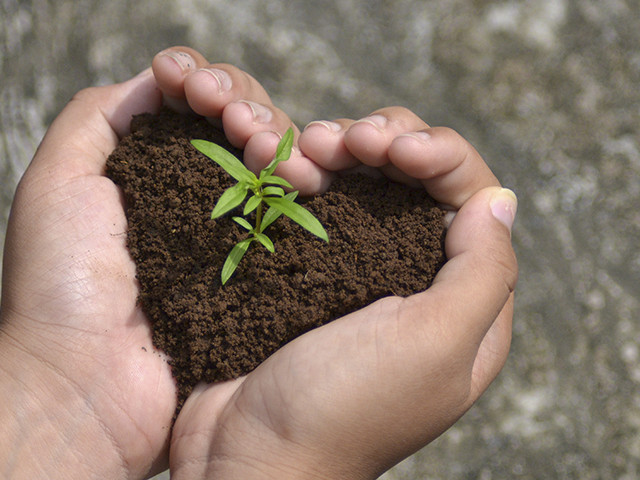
191,128,328,284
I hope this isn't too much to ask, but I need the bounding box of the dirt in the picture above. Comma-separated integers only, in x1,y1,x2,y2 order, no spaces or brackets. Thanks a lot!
106,108,446,412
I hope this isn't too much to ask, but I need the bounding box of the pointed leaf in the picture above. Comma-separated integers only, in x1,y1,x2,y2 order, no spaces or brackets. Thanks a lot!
243,194,262,215
261,175,293,189
261,157,281,179
261,191,298,232
211,182,249,219
255,233,275,252
263,186,286,198
275,127,294,162
261,127,294,178
232,216,253,231
191,139,256,183
221,239,253,285
264,196,329,242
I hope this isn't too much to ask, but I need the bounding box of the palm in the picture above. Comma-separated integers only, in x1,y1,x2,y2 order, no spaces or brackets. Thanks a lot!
1,56,516,478
0,78,175,476
2,162,176,473
171,289,509,478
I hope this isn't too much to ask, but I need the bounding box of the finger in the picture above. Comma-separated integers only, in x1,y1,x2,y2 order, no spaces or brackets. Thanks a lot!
470,294,514,399
298,119,359,171
223,104,334,195
183,64,272,118
152,47,285,143
151,47,210,112
387,127,501,209
343,106,430,167
220,100,294,148
298,109,428,191
243,130,334,196
401,187,518,355
152,47,337,195
300,107,431,188
196,80,334,192
32,68,162,177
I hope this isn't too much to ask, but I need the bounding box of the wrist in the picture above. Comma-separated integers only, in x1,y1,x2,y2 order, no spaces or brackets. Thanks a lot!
0,320,127,479
176,436,345,480
203,441,334,480
172,403,375,480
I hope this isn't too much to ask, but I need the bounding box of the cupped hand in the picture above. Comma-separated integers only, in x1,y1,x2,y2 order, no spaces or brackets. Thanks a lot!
0,44,518,480
0,47,315,478
172,186,517,479
150,48,519,479
0,68,176,479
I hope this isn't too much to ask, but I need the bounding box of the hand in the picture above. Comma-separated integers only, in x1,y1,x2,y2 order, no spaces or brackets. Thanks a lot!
150,48,518,478
0,47,315,478
0,44,517,479
0,68,172,479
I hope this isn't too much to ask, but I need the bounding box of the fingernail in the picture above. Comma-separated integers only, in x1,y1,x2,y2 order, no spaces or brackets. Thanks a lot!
490,188,518,231
304,120,342,132
160,50,195,73
398,131,432,143
238,100,273,124
199,68,232,94
355,114,387,131
270,130,283,140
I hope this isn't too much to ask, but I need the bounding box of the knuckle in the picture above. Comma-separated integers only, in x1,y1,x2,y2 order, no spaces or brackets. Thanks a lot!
485,242,519,295
70,85,100,103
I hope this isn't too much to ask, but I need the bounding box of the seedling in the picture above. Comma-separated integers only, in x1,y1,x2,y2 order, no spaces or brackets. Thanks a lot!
191,128,329,285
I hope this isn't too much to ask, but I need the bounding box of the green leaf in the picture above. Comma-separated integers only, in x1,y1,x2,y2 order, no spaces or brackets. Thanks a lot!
191,139,256,183
261,158,280,180
211,182,249,219
261,175,293,189
232,216,253,231
221,239,253,285
255,233,275,252
264,196,329,242
275,127,294,162
243,195,262,215
261,191,298,232
261,127,294,178
263,186,285,198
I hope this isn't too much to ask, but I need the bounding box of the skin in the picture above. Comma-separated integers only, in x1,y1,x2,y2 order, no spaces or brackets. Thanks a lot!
0,46,517,479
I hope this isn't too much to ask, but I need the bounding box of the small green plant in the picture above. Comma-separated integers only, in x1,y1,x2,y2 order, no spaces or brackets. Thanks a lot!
191,128,329,285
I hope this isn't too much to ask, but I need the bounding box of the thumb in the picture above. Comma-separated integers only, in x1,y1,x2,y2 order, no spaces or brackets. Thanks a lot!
402,186,518,355
32,68,162,177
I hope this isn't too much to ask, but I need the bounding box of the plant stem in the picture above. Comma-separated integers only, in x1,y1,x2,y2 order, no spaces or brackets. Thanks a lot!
255,201,264,233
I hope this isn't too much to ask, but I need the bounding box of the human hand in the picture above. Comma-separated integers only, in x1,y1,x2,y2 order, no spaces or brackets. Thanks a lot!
0,47,311,479
0,43,517,479
0,68,172,479
152,48,518,479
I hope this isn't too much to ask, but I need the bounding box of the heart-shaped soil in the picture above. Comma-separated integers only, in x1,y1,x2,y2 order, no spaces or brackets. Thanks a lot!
107,108,446,411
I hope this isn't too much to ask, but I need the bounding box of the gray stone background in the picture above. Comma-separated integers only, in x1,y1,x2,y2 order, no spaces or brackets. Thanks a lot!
1,0,639,478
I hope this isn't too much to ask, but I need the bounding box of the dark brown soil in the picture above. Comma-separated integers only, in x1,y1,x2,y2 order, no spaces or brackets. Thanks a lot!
106,108,446,411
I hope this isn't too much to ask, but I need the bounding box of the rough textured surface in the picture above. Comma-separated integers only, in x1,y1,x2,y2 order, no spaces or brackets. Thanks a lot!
106,108,445,412
2,1,640,479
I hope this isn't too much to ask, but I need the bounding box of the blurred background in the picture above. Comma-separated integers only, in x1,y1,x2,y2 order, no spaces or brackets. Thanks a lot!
1,0,639,478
